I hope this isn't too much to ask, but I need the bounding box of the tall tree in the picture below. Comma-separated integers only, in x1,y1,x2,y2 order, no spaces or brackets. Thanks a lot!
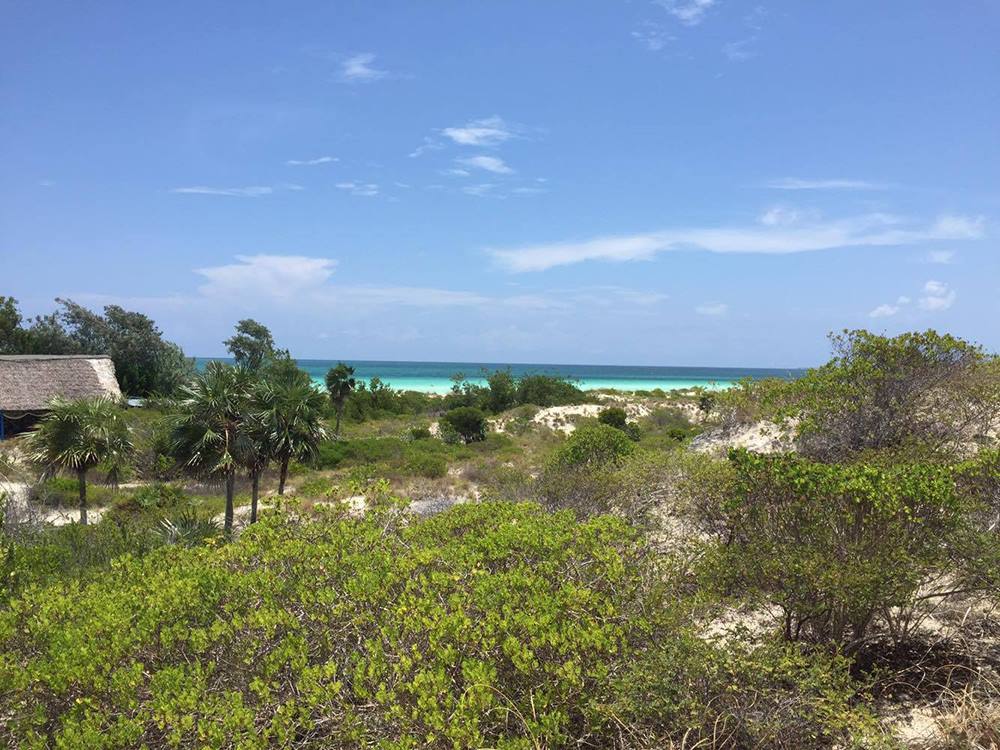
225,319,277,373
235,397,271,525
23,397,134,525
170,363,254,533
0,296,24,353
256,378,327,494
0,297,192,395
325,363,356,437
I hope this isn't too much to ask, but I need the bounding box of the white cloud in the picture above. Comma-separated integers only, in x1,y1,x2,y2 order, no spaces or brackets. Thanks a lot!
409,137,444,158
194,255,487,309
197,255,338,299
919,280,956,311
766,177,888,191
758,206,801,226
170,184,303,197
457,155,514,174
655,0,716,26
511,186,548,195
441,116,514,147
443,168,470,177
286,156,337,166
870,294,911,318
926,250,955,264
339,53,387,83
490,213,984,272
462,183,496,197
335,181,379,197
695,302,728,316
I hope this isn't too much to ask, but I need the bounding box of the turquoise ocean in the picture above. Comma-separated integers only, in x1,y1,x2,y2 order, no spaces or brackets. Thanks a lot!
197,359,804,395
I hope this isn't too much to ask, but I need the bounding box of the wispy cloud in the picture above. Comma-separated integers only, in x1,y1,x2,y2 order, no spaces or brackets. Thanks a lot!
869,295,911,318
442,116,515,147
286,156,337,166
462,183,497,197
655,0,716,26
457,155,514,174
695,302,728,316
196,255,486,309
170,184,303,198
335,181,379,197
490,213,985,272
766,177,889,191
339,53,387,83
632,21,674,51
919,280,956,311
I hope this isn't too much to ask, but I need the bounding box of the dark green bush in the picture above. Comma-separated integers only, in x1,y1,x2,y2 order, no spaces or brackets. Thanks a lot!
516,374,590,407
598,406,628,429
441,406,488,444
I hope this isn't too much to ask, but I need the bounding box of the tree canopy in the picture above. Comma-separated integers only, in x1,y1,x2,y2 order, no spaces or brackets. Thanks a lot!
0,297,192,397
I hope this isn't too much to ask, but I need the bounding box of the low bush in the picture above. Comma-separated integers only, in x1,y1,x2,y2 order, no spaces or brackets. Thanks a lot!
515,373,590,407
30,476,114,508
0,517,160,602
114,482,188,513
552,423,636,468
441,406,488,444
403,451,447,478
708,449,998,650
409,425,432,440
0,502,887,748
598,406,628,429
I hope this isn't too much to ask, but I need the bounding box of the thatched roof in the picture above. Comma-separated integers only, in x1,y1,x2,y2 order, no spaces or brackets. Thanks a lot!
0,355,123,412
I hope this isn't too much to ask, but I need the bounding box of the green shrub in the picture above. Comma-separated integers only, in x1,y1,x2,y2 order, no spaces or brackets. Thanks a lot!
403,452,447,478
515,374,590,407
553,423,636,468
598,406,628,429
709,449,993,650
31,476,114,508
0,518,160,602
409,425,432,440
0,502,886,748
296,476,336,498
116,482,188,512
441,406,488,444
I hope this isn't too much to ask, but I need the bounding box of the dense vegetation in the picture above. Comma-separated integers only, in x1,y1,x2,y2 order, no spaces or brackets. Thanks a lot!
2,326,999,748
0,297,192,397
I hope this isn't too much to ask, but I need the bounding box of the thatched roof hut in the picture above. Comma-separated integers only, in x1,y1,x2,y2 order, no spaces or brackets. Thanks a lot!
0,355,123,438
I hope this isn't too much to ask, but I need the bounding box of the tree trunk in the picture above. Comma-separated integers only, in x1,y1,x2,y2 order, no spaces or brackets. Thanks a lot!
77,468,88,525
251,472,260,524
278,457,289,495
224,472,235,533
335,405,343,437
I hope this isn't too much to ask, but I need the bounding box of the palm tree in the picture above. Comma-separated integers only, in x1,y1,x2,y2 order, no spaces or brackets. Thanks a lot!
325,362,356,437
236,387,272,524
24,397,133,525
256,377,328,495
170,362,253,533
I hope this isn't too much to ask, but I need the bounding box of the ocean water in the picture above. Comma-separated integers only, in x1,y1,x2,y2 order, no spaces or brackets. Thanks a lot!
196,358,803,395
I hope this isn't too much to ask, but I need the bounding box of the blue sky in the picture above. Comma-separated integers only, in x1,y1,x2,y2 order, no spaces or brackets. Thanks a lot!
2,1,998,366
